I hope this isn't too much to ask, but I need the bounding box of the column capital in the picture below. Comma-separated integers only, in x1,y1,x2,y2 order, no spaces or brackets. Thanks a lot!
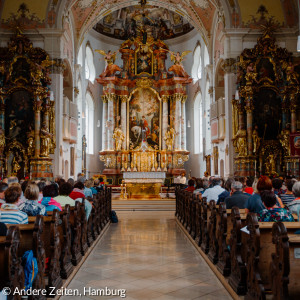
51,58,65,75
181,95,187,103
221,58,236,74
119,95,128,103
101,95,108,103
33,100,43,112
161,95,169,103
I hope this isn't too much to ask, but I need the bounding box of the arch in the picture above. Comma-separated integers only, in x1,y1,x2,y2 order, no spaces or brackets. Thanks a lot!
63,59,73,101
191,42,202,82
194,92,203,154
85,92,94,155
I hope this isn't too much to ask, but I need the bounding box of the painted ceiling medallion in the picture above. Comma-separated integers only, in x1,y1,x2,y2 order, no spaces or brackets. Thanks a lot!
93,5,193,40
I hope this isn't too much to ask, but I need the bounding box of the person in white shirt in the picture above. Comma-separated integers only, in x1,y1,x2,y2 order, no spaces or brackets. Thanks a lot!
200,177,225,202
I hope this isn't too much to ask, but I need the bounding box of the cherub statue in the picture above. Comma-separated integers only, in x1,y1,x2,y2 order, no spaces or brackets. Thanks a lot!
266,154,276,174
12,155,21,175
40,122,53,157
286,60,299,86
164,128,175,151
279,125,291,156
27,126,35,156
95,50,121,78
245,62,257,85
168,50,191,78
112,127,125,151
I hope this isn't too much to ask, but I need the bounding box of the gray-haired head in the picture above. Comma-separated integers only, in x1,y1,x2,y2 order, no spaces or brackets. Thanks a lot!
231,181,243,191
77,176,86,184
8,176,19,185
292,181,300,197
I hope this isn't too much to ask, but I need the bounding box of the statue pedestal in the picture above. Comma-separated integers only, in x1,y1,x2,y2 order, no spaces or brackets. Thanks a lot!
30,157,53,180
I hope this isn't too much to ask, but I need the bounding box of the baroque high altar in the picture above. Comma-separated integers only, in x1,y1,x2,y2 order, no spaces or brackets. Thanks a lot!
97,33,192,184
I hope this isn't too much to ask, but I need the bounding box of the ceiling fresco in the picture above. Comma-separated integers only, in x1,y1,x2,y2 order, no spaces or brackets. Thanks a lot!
93,5,194,40
0,1,298,43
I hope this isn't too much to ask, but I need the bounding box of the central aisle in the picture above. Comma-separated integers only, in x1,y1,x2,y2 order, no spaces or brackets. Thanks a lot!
62,211,232,300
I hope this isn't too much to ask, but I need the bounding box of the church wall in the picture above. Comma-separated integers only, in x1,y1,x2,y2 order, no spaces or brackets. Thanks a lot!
79,30,123,178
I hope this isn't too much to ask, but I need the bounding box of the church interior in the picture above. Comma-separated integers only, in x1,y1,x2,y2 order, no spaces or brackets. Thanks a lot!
1,0,300,299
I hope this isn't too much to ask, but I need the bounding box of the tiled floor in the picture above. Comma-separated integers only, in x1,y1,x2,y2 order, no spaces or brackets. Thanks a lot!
61,211,232,300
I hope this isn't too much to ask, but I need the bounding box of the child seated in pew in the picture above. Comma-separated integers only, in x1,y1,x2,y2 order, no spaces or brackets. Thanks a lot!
39,184,62,212
19,182,47,216
54,182,75,207
258,190,294,222
69,181,92,219
0,185,28,224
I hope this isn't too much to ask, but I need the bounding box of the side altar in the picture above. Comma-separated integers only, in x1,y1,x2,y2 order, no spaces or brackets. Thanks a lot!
96,21,192,185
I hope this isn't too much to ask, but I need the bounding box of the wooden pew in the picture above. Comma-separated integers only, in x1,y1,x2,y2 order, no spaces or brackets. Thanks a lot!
92,193,101,237
0,226,24,300
8,215,46,299
79,199,88,256
228,207,248,295
39,210,62,296
69,201,82,266
244,213,300,300
200,197,209,253
190,194,198,239
86,197,95,246
194,195,203,247
208,200,219,264
216,206,246,277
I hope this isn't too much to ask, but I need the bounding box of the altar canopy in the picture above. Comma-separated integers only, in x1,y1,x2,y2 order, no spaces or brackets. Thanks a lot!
97,23,192,184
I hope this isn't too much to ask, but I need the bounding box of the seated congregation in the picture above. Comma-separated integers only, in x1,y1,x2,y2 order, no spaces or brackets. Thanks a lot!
0,175,111,299
176,174,300,299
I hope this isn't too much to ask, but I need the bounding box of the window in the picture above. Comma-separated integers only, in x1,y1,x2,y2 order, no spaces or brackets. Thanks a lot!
204,45,209,67
194,93,203,154
85,44,96,82
205,81,211,151
78,45,83,66
192,44,202,82
85,93,94,154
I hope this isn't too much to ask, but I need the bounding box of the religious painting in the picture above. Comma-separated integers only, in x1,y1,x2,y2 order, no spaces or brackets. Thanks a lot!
253,89,281,140
290,133,300,156
256,58,275,82
5,90,34,145
10,57,31,83
128,88,160,149
135,45,153,75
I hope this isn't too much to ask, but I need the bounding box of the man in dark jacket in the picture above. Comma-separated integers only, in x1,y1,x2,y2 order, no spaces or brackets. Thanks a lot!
225,181,250,209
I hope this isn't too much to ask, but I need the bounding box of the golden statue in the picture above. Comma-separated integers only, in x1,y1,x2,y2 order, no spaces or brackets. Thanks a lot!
279,127,291,156
164,128,175,151
286,61,299,86
112,127,125,151
235,129,247,157
40,122,53,157
12,156,21,174
265,154,276,174
168,50,191,78
96,50,121,78
27,127,35,156
252,125,261,154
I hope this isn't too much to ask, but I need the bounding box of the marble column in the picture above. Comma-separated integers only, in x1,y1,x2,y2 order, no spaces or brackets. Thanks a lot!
120,96,127,150
162,96,168,150
33,100,43,157
181,96,187,150
102,96,108,150
174,94,182,150
245,103,254,155
107,94,115,150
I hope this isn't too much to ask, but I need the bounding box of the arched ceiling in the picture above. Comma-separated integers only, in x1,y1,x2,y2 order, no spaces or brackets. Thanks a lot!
0,0,298,42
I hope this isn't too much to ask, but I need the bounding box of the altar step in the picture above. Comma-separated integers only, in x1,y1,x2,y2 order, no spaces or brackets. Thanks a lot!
112,198,176,211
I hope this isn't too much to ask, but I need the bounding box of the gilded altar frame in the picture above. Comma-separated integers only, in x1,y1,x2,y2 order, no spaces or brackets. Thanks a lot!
135,45,154,76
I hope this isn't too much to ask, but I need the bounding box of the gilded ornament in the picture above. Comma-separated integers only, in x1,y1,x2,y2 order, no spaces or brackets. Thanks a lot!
234,129,247,157
112,127,125,151
252,125,261,154
164,128,175,151
136,77,153,88
40,122,53,158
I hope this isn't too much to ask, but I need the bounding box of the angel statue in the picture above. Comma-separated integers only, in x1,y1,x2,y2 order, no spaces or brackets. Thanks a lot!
168,50,191,78
164,128,175,151
112,127,125,151
95,50,121,78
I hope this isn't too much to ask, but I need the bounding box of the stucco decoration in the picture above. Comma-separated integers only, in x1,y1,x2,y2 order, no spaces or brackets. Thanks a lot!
190,0,209,9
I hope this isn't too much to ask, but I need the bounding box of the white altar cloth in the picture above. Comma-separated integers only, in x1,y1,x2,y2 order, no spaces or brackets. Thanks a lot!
123,172,166,179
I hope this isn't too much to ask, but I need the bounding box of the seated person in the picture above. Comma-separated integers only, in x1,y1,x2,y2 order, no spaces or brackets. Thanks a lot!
0,185,28,224
55,182,75,207
185,179,195,192
0,222,7,236
217,178,234,204
225,181,250,209
69,182,92,219
39,184,62,212
0,182,8,208
175,172,187,185
193,178,204,194
244,177,254,195
37,181,46,202
258,190,294,222
19,183,46,216
84,179,94,198
281,179,296,206
287,181,300,214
